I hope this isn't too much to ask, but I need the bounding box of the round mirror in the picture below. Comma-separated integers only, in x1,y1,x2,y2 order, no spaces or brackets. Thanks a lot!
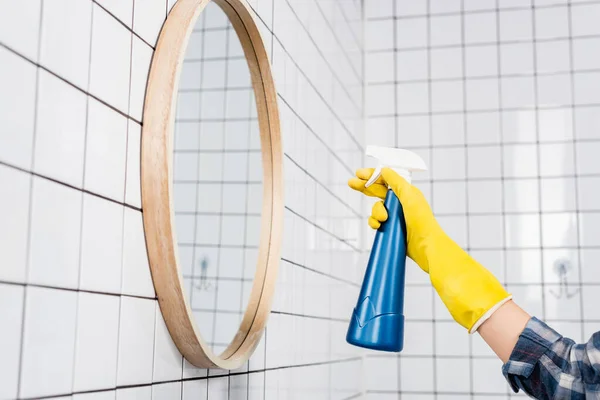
141,0,283,369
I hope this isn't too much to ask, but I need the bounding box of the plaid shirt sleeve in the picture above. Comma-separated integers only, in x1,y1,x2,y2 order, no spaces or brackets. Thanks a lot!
502,317,600,399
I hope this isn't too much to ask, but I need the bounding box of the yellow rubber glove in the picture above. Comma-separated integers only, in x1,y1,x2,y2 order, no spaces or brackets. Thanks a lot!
349,167,512,333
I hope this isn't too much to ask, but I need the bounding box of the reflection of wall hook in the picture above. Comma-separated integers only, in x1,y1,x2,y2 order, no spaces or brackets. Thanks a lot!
195,256,216,291
550,259,580,299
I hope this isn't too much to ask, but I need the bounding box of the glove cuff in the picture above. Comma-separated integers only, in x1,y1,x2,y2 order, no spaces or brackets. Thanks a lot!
468,295,513,334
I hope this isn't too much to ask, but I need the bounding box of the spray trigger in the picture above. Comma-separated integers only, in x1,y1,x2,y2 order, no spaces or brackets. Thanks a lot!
365,165,382,188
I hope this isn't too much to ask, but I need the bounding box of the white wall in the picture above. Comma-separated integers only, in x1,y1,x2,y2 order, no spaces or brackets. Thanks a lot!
0,0,365,398
364,0,600,398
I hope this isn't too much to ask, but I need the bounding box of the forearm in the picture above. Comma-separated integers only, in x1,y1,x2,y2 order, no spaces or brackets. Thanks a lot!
477,300,530,363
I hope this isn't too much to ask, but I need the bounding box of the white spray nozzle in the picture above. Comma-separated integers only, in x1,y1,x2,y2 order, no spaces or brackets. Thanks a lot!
365,145,427,188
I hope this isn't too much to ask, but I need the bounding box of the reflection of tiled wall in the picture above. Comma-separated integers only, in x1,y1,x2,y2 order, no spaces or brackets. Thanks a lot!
173,2,261,353
0,0,364,399
365,0,600,398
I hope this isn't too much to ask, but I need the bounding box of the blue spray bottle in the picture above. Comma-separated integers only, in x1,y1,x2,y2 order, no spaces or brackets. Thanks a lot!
346,146,427,352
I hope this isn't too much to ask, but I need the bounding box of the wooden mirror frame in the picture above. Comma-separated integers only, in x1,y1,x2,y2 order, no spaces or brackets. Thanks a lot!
141,0,283,369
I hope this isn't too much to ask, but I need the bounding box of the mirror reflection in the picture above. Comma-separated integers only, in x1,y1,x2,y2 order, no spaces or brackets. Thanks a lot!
173,1,262,355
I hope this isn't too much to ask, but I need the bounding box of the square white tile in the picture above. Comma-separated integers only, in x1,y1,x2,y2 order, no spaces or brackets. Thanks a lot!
34,70,87,187
464,0,496,10
540,177,576,212
396,1,427,16
499,9,532,42
182,380,208,400
366,84,394,116
469,215,504,249
397,50,429,81
466,112,501,144
89,4,132,113
0,283,24,400
539,143,575,177
152,382,181,400
95,0,133,27
432,114,464,146
578,176,600,211
468,180,503,214
396,82,429,114
117,387,152,400
538,108,573,142
133,0,165,46
396,18,428,49
400,357,434,391
504,179,539,213
403,320,434,356
465,45,498,77
472,359,507,393
536,40,570,74
574,72,600,105
581,249,600,283
365,0,393,18
506,249,542,284
84,98,128,202
153,306,183,382
366,52,394,84
432,147,466,180
0,0,42,61
431,81,463,113
467,146,502,179
502,110,537,143
430,15,461,47
121,208,155,297
576,141,600,174
500,43,534,75
404,286,434,319
39,0,92,88
19,286,77,398
365,356,398,391
503,144,538,178
207,376,229,398
28,177,82,289
73,292,120,391
80,194,123,293
579,212,600,248
435,321,469,356
436,358,470,392
129,38,154,121
433,181,466,214
535,6,569,40
366,19,394,50
574,107,600,140
471,249,505,282
117,297,156,386
537,74,572,108
430,48,462,80
505,214,541,248
397,116,431,147
125,121,142,208
465,79,499,111
571,3,600,37
0,47,37,170
573,37,600,70
464,12,497,44
541,213,578,247
0,165,30,283
582,286,600,319
501,77,535,108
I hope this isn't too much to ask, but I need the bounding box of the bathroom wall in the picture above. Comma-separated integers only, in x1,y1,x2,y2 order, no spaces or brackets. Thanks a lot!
0,0,365,399
364,0,600,398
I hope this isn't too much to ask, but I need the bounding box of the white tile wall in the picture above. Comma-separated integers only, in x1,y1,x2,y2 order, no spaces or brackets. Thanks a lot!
0,0,365,398
366,0,600,397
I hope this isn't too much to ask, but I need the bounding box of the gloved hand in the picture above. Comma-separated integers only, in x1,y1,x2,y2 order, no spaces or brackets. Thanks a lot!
349,167,511,333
